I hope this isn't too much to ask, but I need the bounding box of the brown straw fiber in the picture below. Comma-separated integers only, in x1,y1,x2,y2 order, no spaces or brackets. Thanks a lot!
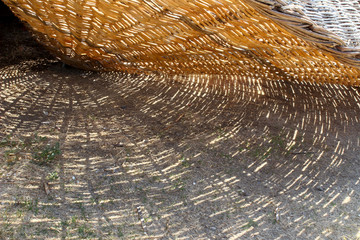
2,0,360,85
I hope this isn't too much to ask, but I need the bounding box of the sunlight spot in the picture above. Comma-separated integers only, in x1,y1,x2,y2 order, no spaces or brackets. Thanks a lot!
230,227,252,239
297,228,305,236
323,193,340,208
191,190,216,204
342,196,351,204
254,162,267,172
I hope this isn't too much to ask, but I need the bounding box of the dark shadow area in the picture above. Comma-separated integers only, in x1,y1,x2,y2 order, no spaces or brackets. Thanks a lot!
0,3,53,68
0,17,360,240
0,1,12,18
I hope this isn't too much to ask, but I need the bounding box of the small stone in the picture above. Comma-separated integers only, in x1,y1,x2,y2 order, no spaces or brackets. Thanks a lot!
238,189,248,196
113,143,124,147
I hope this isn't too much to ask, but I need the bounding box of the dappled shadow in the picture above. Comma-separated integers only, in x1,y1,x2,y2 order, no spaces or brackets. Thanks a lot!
1,58,360,239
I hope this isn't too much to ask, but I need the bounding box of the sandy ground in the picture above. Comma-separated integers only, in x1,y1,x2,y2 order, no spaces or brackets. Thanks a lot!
0,18,360,240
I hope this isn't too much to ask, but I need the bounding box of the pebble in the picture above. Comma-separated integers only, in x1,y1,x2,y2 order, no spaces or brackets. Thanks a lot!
238,189,248,196
113,143,124,147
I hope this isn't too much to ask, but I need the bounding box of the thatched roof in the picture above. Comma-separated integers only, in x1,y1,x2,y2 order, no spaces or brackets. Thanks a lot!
3,0,360,85
247,0,360,67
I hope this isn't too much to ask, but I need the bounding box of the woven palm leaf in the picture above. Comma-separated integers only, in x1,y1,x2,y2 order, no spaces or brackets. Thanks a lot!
2,0,360,85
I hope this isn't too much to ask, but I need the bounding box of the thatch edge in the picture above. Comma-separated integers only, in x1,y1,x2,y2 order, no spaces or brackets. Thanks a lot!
243,0,360,69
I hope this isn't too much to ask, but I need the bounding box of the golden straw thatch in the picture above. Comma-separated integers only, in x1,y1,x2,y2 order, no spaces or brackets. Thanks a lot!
2,0,360,85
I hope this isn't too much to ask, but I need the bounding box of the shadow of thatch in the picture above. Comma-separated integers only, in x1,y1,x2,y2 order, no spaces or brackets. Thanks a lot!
1,59,360,239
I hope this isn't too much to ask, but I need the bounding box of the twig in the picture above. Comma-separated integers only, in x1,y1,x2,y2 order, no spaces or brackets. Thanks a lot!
136,206,148,235
163,113,185,131
174,113,185,122
291,151,315,155
275,207,280,223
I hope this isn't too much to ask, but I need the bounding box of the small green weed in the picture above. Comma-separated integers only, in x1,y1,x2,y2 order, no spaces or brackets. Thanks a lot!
117,226,124,237
47,171,59,181
180,157,190,168
1,134,56,166
144,216,152,223
35,227,59,236
74,202,87,219
216,127,226,138
270,135,285,148
4,149,21,165
0,135,17,148
17,198,39,214
71,216,78,226
32,134,48,144
250,146,272,161
172,178,185,191
32,142,61,165
246,133,300,161
150,176,161,183
16,209,23,218
242,219,258,229
77,224,96,239
1,135,24,165
61,219,69,228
